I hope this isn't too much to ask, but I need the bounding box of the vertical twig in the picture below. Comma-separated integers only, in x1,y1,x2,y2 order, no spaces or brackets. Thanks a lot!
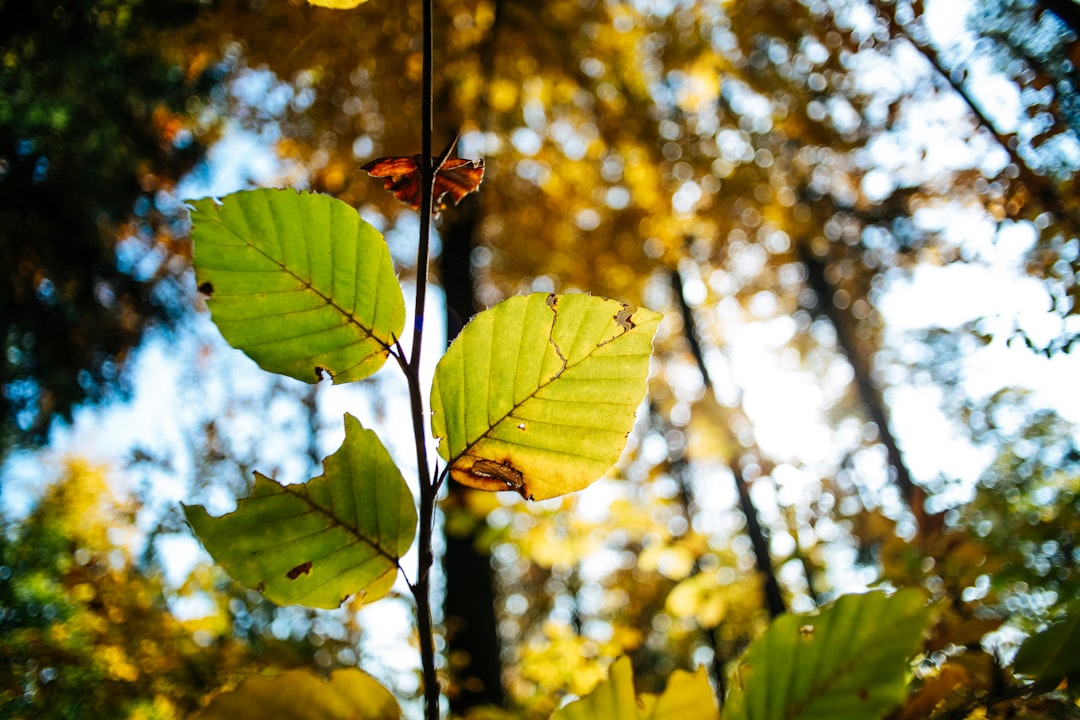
670,266,785,710
406,0,439,718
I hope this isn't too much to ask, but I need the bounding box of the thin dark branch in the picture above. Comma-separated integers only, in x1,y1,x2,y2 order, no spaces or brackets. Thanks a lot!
411,0,435,374
391,337,408,373
669,269,713,392
671,269,786,619
798,245,926,527
730,463,787,618
398,561,415,591
433,463,447,497
408,0,440,718
710,630,728,708
790,530,822,608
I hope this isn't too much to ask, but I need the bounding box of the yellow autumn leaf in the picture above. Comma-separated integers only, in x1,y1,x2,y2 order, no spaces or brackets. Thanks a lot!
306,0,369,8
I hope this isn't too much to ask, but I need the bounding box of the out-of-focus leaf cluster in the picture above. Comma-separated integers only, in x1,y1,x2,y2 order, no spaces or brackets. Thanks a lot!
0,0,227,449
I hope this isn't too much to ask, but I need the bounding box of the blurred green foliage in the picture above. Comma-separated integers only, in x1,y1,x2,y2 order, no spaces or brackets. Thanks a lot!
0,0,220,449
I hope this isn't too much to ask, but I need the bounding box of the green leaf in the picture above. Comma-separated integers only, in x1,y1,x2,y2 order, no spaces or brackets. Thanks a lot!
196,668,400,719
552,657,718,720
430,292,660,501
1013,604,1080,691
183,414,416,609
190,188,404,384
723,590,930,720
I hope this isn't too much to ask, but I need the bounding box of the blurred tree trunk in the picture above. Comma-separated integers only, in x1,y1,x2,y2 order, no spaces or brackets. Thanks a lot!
439,201,506,712
798,245,926,526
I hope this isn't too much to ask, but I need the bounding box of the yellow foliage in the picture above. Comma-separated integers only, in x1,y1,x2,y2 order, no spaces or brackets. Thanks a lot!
667,574,727,628
607,499,662,542
608,625,645,653
463,489,505,518
48,622,70,644
638,544,696,581
520,511,601,569
102,644,141,682
676,56,723,115
128,695,180,720
72,582,96,602
666,572,763,633
488,79,520,113
38,459,126,551
519,633,608,697
306,0,369,8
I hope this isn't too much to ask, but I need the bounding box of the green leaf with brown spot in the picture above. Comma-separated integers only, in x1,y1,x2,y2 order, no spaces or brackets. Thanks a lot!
183,414,416,609
190,188,404,384
430,292,661,501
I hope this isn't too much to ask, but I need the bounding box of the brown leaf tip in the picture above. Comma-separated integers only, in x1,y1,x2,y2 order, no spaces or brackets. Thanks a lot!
286,561,314,580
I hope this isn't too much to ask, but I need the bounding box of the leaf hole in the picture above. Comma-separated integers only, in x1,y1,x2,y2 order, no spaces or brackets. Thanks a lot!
615,303,637,331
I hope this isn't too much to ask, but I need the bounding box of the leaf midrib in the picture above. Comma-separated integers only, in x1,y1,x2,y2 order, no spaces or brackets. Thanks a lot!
452,310,636,466
781,600,918,719
204,212,393,352
279,481,402,568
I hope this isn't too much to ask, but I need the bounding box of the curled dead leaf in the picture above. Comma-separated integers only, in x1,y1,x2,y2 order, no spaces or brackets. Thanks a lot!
362,154,484,215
